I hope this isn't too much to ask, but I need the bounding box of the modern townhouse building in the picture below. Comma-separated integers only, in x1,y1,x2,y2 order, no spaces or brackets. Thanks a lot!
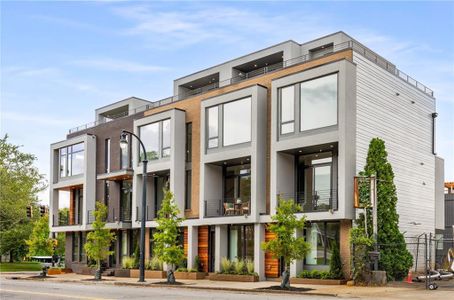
49,31,444,278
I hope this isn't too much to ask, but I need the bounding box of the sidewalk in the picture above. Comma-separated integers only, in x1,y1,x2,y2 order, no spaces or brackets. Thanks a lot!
2,272,453,299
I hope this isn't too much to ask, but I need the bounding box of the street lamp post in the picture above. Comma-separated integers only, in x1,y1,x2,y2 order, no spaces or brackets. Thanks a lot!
120,129,147,283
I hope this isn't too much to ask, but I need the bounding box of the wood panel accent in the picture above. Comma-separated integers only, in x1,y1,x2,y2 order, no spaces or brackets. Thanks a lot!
265,226,279,278
69,189,75,225
183,227,188,257
144,50,353,215
198,226,209,273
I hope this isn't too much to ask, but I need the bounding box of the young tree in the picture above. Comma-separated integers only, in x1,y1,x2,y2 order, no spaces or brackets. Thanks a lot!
356,138,413,280
329,240,343,279
0,135,46,261
84,202,115,280
261,198,310,288
26,215,53,256
153,189,185,284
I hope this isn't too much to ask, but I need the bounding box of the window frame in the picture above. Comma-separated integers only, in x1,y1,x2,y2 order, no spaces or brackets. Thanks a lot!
207,106,219,149
59,142,84,179
299,73,338,132
279,85,296,135
105,138,111,173
222,97,252,147
138,119,171,162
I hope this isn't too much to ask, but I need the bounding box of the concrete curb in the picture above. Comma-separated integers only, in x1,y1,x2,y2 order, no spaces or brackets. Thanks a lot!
6,276,338,297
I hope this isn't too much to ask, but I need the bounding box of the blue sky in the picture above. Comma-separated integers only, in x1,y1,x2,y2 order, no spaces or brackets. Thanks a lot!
1,1,453,204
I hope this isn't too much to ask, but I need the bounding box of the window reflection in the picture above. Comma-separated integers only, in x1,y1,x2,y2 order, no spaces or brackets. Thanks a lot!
280,86,295,134
139,119,171,161
223,97,251,146
207,106,219,148
59,143,84,178
300,74,337,131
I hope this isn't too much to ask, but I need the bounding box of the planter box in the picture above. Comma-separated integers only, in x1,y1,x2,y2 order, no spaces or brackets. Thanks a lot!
48,269,62,275
130,269,166,279
175,272,206,280
290,278,347,285
209,273,259,282
115,269,131,278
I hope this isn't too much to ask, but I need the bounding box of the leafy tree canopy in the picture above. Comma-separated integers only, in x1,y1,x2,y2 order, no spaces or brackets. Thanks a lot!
153,189,185,280
0,135,46,260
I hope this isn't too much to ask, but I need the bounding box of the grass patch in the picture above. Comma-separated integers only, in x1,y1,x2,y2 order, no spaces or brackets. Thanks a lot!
0,262,42,272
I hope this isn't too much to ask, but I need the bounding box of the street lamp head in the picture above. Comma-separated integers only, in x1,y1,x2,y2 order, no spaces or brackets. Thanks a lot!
120,131,128,150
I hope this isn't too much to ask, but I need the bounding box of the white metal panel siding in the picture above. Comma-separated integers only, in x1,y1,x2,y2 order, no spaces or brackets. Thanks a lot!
354,52,436,239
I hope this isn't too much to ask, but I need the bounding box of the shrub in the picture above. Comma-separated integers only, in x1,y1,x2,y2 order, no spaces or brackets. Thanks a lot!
220,257,233,274
122,256,135,269
298,269,336,279
176,267,188,272
194,255,201,272
150,256,163,271
329,240,343,279
234,259,246,275
246,259,254,275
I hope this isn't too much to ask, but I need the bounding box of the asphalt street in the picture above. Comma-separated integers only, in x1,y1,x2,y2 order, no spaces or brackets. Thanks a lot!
0,279,336,300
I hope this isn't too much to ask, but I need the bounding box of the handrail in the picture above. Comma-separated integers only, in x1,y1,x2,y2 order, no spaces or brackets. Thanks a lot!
68,39,433,134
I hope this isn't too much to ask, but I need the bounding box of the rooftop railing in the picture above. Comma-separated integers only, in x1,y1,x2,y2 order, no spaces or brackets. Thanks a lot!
68,40,433,134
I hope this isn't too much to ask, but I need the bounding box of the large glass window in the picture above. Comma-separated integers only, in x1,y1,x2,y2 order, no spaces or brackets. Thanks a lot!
105,139,111,173
228,225,254,261
120,134,131,169
120,180,132,222
305,221,339,265
297,151,336,212
185,170,192,210
207,106,219,148
72,233,79,262
223,97,251,146
300,74,338,131
139,119,171,161
280,86,295,134
162,119,171,158
59,143,84,178
185,123,192,162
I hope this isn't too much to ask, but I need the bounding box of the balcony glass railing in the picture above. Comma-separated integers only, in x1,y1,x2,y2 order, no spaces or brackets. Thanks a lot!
204,198,251,218
135,206,154,222
277,188,338,212
53,210,81,227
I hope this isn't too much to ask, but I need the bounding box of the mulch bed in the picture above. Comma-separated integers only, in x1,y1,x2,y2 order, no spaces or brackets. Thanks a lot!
27,275,56,279
258,286,313,293
151,281,185,286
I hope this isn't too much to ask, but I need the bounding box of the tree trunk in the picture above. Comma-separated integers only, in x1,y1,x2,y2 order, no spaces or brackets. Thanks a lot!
167,264,176,284
280,264,290,289
95,259,102,280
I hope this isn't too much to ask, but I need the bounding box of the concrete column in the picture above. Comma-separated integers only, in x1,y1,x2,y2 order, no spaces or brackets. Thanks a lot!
254,223,265,280
290,228,304,277
214,225,228,272
187,226,199,270
340,219,352,279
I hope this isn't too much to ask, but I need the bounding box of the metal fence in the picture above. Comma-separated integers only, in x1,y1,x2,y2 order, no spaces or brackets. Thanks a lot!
352,233,454,289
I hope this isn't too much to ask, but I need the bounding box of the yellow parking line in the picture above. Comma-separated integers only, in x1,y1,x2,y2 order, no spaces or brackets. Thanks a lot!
0,288,111,300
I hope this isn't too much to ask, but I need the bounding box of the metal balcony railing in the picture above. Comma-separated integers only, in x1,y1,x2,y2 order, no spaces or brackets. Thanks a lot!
53,211,82,227
135,206,154,222
87,207,132,224
204,198,251,218
68,39,433,134
277,189,338,212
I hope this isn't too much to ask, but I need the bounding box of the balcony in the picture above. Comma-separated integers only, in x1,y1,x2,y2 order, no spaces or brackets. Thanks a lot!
53,210,81,227
204,198,251,218
277,189,338,213
87,207,132,224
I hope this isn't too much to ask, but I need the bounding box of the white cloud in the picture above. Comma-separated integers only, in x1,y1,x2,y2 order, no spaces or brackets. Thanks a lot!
71,58,169,72
1,111,78,126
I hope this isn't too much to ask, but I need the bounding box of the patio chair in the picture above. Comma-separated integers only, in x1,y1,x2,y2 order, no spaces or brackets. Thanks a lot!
241,202,250,215
223,202,235,215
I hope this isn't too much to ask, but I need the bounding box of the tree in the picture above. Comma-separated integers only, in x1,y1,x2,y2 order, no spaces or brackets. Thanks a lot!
0,135,46,261
355,138,413,280
329,240,343,279
261,198,310,288
153,189,185,284
84,202,115,280
26,215,53,256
